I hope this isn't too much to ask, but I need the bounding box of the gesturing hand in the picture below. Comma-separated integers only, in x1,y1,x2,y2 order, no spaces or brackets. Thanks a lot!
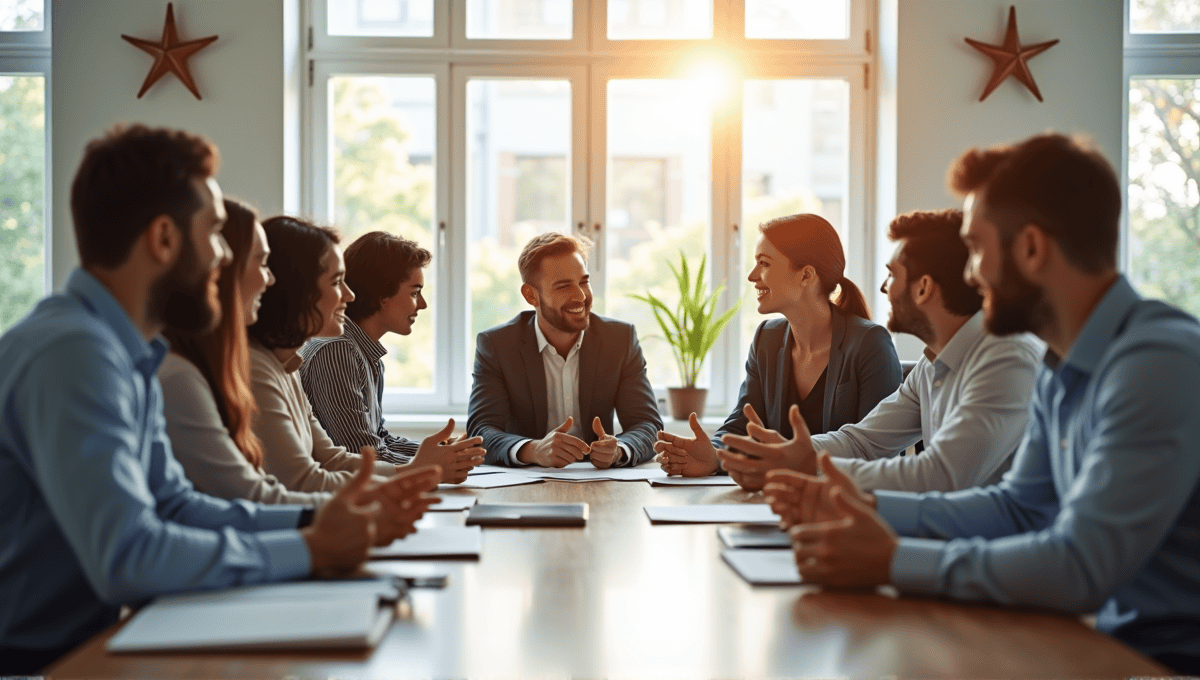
762,451,875,529
302,447,378,578
412,418,486,484
789,486,897,589
518,417,587,468
589,417,622,469
359,452,442,546
716,404,819,490
653,412,718,477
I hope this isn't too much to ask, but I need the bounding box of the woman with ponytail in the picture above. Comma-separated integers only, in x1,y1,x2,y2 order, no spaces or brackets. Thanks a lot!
654,213,901,483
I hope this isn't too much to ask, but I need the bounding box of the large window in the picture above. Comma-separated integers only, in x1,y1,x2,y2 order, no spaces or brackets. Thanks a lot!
1126,0,1200,318
0,0,49,334
308,0,872,415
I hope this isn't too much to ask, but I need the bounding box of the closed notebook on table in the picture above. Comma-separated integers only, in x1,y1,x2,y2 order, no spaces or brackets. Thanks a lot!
107,580,399,652
718,525,792,549
466,502,588,526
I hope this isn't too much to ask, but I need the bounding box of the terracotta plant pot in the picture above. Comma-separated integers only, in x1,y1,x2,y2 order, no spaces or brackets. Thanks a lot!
667,387,708,421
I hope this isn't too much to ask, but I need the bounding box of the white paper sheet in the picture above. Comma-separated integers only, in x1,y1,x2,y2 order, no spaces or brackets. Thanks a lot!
370,526,482,559
643,504,781,524
467,464,509,476
649,476,738,486
428,494,478,511
721,548,802,585
440,473,545,489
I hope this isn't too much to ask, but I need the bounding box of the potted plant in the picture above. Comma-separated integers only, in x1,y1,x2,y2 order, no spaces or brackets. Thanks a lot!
629,251,740,420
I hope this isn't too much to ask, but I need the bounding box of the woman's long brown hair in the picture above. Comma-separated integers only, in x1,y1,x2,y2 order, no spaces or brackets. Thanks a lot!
164,198,266,468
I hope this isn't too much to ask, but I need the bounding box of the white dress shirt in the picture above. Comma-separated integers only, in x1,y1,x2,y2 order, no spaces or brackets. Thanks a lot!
507,315,630,465
814,312,1042,492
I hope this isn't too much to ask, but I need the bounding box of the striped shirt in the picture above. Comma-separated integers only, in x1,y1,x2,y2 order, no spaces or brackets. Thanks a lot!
300,319,418,465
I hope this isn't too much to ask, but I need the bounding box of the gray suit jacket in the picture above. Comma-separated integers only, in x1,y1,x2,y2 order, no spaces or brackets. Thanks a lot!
713,308,902,448
467,311,663,466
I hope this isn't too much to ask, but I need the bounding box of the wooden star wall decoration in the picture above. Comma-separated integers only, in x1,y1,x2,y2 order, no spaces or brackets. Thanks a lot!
122,3,218,100
965,6,1058,103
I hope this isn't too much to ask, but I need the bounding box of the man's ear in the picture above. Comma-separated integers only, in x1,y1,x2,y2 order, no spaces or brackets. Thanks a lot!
143,214,183,267
912,274,935,306
520,283,539,307
1012,223,1050,278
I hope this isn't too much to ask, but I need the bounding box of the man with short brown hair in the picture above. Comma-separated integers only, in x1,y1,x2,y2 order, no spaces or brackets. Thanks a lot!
467,232,662,468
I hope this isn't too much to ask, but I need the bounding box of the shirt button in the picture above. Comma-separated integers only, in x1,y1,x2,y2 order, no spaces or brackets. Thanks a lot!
933,380,943,387
1060,439,1068,449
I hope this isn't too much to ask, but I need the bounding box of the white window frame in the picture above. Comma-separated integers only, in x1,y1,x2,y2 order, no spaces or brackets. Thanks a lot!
1,0,51,296
1122,0,1200,273
306,0,875,417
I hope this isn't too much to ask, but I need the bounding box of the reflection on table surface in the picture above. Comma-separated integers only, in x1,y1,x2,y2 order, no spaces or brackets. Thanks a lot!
48,475,1168,679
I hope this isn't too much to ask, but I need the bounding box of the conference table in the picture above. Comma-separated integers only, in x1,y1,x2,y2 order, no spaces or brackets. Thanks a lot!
48,472,1168,678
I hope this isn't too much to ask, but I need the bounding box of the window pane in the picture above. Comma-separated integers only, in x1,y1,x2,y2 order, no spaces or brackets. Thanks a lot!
608,0,712,40
745,0,848,40
606,79,712,389
331,76,437,390
466,0,572,40
0,0,41,31
327,0,434,37
0,75,45,333
466,79,572,371
1128,78,1200,318
1130,0,1200,33
739,79,849,366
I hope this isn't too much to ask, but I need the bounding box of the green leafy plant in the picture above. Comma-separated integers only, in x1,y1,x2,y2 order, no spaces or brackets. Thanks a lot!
629,252,740,388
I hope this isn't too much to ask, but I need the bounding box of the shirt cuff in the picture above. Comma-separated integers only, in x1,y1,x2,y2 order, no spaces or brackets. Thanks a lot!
874,490,922,536
253,505,307,531
616,442,631,467
889,537,947,597
258,530,313,581
508,439,533,466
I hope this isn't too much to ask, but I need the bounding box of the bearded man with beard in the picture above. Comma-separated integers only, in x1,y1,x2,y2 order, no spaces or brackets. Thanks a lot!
759,133,1200,676
0,125,438,674
717,209,1041,493
468,232,661,468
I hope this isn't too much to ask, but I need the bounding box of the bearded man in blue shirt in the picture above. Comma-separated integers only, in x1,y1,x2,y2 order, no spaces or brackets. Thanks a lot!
761,132,1200,675
0,125,440,674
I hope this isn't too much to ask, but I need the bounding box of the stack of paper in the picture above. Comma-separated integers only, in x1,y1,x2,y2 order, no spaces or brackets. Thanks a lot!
370,526,483,559
717,525,792,549
721,549,802,585
643,504,781,524
107,580,399,652
649,476,738,487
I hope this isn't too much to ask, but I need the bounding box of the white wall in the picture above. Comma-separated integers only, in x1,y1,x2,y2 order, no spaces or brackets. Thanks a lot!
51,0,300,289
876,0,1123,358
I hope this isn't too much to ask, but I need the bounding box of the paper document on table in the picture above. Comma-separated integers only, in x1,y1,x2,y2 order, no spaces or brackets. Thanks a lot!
643,504,781,524
649,476,738,486
370,526,482,559
467,464,508,476
441,472,544,489
107,580,398,652
721,549,801,585
718,525,792,549
428,494,477,511
505,462,666,482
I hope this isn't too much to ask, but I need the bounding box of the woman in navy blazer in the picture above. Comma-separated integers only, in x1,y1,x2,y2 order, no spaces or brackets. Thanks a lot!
656,213,901,484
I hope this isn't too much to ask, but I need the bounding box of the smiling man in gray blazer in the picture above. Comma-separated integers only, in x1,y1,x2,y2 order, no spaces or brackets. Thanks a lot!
467,232,662,468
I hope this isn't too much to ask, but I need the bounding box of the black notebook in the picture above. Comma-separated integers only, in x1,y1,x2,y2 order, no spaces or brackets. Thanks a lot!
466,502,588,527
717,525,792,549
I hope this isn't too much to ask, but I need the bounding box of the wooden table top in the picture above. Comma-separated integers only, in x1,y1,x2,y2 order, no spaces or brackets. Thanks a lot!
48,476,1168,678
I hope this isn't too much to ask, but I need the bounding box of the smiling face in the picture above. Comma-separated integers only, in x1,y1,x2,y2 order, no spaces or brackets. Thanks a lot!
527,252,592,334
961,193,1049,336
747,235,805,315
313,245,355,338
881,241,933,343
379,267,427,336
158,177,231,333
240,221,275,327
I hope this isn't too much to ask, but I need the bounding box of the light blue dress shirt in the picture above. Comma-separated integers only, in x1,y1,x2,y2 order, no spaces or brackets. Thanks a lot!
0,269,311,655
877,277,1200,661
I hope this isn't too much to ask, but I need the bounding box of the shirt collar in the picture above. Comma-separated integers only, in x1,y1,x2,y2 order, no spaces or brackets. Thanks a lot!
66,268,167,374
533,312,585,356
343,317,387,363
251,338,304,373
924,311,985,371
1054,275,1139,375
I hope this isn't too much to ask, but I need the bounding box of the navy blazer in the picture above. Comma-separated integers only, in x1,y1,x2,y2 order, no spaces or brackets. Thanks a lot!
713,308,902,448
467,311,662,466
